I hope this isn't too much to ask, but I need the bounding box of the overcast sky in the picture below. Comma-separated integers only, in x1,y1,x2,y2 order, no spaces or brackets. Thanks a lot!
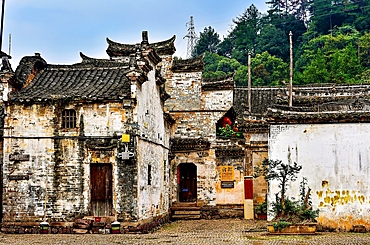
3,1,267,68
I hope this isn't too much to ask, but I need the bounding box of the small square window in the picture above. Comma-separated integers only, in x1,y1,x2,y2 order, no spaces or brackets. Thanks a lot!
62,109,76,128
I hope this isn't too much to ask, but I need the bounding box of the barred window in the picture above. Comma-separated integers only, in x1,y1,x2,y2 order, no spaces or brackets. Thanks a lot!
62,109,76,128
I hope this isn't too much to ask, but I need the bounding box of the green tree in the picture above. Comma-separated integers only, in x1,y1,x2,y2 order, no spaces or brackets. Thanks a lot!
192,26,221,57
358,32,370,68
354,0,370,32
255,25,289,61
234,65,249,86
330,43,363,83
202,52,228,78
203,52,224,73
308,0,351,35
254,159,302,216
217,58,241,73
230,4,262,64
296,27,362,84
251,51,289,86
217,37,233,58
301,48,330,84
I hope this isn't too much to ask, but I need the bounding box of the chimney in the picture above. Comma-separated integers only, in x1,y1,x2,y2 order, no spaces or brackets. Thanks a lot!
142,31,149,45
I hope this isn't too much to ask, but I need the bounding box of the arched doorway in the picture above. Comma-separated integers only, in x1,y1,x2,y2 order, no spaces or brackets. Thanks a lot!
178,163,197,202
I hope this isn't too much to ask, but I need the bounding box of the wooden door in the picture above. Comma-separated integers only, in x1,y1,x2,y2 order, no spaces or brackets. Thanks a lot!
178,163,197,202
90,164,112,216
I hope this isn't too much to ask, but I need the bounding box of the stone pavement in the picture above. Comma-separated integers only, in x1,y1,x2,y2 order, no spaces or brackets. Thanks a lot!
0,219,370,245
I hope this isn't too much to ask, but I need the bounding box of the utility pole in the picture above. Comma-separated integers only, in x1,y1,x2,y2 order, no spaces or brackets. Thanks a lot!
183,16,198,58
0,0,5,51
289,31,293,107
248,51,251,113
8,33,10,55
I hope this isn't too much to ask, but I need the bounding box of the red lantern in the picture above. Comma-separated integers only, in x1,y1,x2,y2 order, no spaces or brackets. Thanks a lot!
221,117,232,127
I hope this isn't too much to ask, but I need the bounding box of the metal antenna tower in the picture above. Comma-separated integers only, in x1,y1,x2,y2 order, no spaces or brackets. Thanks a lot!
183,16,198,58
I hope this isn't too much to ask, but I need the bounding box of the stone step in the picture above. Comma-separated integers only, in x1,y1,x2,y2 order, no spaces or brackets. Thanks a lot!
173,210,201,215
171,206,201,211
171,202,198,207
171,214,201,220
73,228,89,234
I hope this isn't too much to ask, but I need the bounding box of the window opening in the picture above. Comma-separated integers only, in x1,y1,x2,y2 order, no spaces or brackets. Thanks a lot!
148,165,152,185
216,108,242,138
62,109,77,128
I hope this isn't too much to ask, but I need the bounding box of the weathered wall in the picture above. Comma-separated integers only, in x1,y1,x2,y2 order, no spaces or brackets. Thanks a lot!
167,66,247,210
2,101,136,222
244,131,268,204
165,72,202,111
201,90,233,111
268,123,370,230
170,150,216,206
134,65,171,221
171,111,225,139
214,155,244,205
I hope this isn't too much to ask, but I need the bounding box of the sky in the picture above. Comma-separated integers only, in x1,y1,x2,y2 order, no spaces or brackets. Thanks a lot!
3,0,268,68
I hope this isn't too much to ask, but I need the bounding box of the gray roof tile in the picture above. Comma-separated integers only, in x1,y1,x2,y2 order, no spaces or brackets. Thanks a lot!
10,56,131,102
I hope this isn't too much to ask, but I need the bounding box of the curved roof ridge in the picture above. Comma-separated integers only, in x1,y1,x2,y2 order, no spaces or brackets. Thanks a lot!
106,35,176,57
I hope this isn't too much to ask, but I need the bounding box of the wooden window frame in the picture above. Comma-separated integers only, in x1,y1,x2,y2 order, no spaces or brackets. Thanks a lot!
62,109,77,129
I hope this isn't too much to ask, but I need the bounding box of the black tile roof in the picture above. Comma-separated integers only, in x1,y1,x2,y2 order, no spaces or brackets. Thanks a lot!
172,55,204,72
10,54,131,102
202,73,234,91
234,86,281,117
234,84,370,125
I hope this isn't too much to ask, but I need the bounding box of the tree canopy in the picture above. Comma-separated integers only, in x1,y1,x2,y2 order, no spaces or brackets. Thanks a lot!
191,0,370,86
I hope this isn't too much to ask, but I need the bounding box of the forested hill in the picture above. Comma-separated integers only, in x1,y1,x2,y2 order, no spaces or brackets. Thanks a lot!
189,0,370,86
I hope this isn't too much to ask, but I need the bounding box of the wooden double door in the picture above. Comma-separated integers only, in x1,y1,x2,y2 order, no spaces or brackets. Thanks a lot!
90,164,112,216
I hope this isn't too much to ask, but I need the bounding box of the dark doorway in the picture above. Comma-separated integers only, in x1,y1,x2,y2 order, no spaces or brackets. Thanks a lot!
178,163,197,202
90,163,112,216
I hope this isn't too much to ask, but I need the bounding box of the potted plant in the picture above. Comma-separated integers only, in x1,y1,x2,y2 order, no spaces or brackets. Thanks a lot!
216,124,243,138
254,159,319,234
94,207,102,222
254,200,267,219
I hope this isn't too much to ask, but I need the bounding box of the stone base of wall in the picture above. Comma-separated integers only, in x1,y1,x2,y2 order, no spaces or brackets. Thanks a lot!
123,215,170,234
201,204,244,219
0,215,171,234
1,223,74,234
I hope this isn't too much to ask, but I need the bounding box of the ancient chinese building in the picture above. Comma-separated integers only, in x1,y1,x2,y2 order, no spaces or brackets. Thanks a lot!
0,32,174,230
0,31,369,233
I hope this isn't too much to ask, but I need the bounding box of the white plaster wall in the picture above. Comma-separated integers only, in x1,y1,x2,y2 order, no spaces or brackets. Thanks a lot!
268,123,370,230
82,102,126,136
134,65,171,221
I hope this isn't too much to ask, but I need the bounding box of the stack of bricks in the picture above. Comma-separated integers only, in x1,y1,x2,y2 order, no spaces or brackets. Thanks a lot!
73,219,93,234
92,220,111,234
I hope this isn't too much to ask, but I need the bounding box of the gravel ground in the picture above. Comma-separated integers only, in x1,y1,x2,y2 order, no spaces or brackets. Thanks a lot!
0,219,370,245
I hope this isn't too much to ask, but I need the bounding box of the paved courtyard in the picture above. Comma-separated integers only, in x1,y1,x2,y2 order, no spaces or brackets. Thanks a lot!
0,219,370,245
